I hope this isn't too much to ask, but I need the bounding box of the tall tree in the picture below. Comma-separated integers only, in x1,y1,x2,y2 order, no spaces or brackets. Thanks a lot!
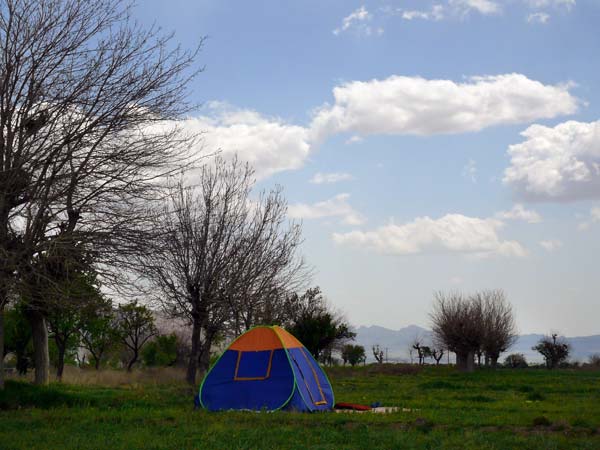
478,290,518,367
46,271,105,379
0,0,200,386
136,158,305,385
78,297,117,370
430,292,484,372
288,287,355,361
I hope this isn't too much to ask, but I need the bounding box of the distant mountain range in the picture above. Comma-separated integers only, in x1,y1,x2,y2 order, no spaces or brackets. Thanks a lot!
354,325,600,364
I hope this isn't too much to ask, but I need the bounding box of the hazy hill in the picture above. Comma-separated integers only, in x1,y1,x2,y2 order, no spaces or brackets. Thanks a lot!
354,325,600,363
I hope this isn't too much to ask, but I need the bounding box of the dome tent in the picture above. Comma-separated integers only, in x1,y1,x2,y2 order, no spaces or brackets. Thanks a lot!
199,325,334,412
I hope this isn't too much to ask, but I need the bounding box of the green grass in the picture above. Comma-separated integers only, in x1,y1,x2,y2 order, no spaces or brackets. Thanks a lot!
0,365,599,449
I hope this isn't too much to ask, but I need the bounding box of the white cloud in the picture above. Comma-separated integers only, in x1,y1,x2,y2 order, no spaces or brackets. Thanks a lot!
396,0,498,21
539,239,563,251
332,213,527,258
310,74,578,141
495,204,542,223
288,193,365,225
401,4,445,21
503,120,600,201
391,0,574,24
309,172,354,185
333,6,383,37
462,159,477,183
525,0,575,22
449,0,501,16
175,103,311,181
450,276,463,284
527,12,550,23
525,0,575,9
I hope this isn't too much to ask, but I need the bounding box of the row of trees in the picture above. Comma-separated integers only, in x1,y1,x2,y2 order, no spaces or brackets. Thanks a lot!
429,290,578,371
4,293,159,378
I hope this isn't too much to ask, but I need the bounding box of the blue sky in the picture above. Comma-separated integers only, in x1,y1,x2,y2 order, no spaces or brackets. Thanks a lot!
134,0,600,335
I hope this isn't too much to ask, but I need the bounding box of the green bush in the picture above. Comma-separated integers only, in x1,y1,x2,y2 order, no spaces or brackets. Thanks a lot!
141,334,178,367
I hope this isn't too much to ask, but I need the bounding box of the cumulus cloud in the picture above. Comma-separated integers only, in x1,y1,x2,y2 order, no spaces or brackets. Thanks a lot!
288,193,365,225
176,103,311,181
503,120,600,201
309,172,354,185
310,74,578,141
333,6,383,37
495,204,542,223
539,239,563,251
332,214,527,258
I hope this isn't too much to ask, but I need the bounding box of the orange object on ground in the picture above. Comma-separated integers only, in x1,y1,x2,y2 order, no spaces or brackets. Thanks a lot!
334,402,372,411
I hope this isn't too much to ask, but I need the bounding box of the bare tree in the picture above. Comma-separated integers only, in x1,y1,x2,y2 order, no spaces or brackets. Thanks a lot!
0,0,200,386
372,344,384,364
431,348,445,365
430,291,484,372
135,159,305,385
411,336,426,365
478,290,518,367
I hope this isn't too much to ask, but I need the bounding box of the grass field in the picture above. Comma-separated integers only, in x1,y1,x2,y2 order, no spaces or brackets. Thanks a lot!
0,365,599,449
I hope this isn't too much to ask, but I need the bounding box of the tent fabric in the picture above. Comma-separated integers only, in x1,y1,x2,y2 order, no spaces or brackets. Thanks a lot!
199,325,335,412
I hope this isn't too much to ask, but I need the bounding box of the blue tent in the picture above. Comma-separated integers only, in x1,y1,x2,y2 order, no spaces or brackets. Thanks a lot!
199,326,334,412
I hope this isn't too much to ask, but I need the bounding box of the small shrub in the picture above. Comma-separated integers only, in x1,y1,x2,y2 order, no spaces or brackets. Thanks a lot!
504,353,528,369
413,417,434,433
532,416,552,427
142,334,178,367
516,385,534,393
550,420,569,432
527,391,545,401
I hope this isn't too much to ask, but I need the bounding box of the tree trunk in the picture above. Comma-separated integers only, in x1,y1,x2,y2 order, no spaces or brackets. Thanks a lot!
55,337,65,381
456,351,475,373
0,308,4,390
127,350,138,372
28,310,50,385
94,356,101,370
198,339,212,374
186,317,201,385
